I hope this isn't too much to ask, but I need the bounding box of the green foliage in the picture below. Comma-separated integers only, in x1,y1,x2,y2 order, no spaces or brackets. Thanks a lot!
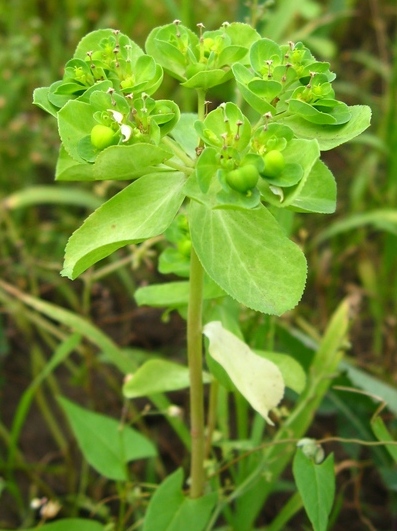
143,469,217,531
3,3,396,530
293,445,335,531
58,397,157,480
28,16,376,530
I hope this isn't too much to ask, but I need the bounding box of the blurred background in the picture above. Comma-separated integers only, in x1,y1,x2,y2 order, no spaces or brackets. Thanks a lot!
0,0,396,529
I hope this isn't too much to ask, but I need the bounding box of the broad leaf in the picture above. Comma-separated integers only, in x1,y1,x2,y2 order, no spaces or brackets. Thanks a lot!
58,100,96,163
58,397,157,481
123,359,212,399
143,468,217,531
293,449,335,531
189,201,307,315
62,171,186,279
280,105,371,150
170,113,199,159
289,160,336,214
135,279,225,308
93,143,174,180
204,321,285,424
33,86,58,117
55,145,95,181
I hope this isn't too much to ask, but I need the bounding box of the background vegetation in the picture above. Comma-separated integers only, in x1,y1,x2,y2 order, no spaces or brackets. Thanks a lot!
0,0,396,529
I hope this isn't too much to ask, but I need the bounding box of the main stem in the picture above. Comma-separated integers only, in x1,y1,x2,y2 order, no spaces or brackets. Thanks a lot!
187,245,205,498
187,88,207,498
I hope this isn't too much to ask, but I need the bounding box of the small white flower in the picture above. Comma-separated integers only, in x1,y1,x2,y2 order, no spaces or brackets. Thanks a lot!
107,109,124,124
121,124,133,142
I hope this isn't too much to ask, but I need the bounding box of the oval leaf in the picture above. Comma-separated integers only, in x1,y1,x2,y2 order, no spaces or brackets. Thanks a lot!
203,321,284,425
62,171,186,279
123,359,212,399
58,397,157,481
190,201,307,315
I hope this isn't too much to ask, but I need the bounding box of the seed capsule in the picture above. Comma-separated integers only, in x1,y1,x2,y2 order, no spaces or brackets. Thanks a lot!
226,164,259,193
262,150,285,178
90,124,116,150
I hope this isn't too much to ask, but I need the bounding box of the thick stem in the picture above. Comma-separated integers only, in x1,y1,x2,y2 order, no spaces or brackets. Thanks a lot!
187,246,205,498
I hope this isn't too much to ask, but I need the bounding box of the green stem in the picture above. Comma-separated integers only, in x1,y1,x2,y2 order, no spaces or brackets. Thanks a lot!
205,379,219,459
161,136,195,167
187,246,205,498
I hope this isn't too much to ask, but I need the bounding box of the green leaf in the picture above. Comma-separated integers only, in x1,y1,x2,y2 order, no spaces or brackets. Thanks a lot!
189,201,307,315
289,160,336,214
181,69,230,90
73,28,143,61
170,113,199,159
135,279,225,308
93,143,174,180
254,350,306,394
339,360,397,416
279,105,372,150
58,397,157,481
123,359,212,399
316,209,397,242
62,171,186,279
0,519,105,531
293,449,335,531
33,86,58,117
250,38,282,74
371,415,397,463
143,468,217,531
3,186,102,211
58,100,96,162
55,145,95,181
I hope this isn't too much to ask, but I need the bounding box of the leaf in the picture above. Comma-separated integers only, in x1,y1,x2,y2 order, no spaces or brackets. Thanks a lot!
135,279,225,308
170,113,199,159
254,350,306,394
143,468,218,531
58,100,96,163
316,209,397,242
279,105,371,150
289,160,336,214
293,449,335,531
203,321,284,425
55,145,95,181
181,69,230,90
123,359,212,399
74,29,144,60
62,171,186,279
189,201,307,315
0,519,105,531
3,186,102,211
339,360,397,416
58,397,157,481
93,143,174,180
33,86,58,117
371,415,397,463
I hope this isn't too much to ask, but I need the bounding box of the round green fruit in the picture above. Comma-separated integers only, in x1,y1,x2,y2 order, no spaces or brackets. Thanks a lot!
226,164,259,193
90,124,116,150
262,150,285,178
